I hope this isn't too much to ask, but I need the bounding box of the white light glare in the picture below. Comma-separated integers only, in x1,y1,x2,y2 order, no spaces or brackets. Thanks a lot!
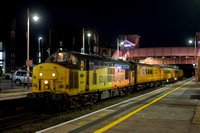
44,80,48,84
39,72,43,76
87,33,91,37
33,16,39,21
52,73,56,77
189,40,193,44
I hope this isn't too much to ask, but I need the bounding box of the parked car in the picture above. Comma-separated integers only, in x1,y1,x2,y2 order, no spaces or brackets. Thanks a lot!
12,71,32,86
5,73,13,79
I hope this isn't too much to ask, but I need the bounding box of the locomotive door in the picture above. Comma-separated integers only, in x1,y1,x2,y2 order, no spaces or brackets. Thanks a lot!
129,70,135,86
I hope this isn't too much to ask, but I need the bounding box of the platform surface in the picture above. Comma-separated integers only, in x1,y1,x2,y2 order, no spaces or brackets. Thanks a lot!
37,78,200,133
0,87,32,100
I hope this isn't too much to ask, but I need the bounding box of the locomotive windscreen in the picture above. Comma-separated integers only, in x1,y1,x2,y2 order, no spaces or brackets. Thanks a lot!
46,52,78,65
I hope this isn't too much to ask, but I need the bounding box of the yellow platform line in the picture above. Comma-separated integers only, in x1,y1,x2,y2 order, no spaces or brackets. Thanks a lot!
94,79,193,133
0,92,29,97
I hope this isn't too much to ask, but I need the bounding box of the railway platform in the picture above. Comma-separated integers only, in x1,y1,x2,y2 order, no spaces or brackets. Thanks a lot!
0,87,32,101
37,77,200,133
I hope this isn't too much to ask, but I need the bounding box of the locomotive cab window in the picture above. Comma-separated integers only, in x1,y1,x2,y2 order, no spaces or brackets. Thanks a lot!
46,52,78,65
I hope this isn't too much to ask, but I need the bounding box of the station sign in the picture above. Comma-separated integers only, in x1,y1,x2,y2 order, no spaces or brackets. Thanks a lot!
26,60,33,66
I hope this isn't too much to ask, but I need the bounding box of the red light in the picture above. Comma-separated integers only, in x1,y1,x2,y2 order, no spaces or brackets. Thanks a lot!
192,72,194,75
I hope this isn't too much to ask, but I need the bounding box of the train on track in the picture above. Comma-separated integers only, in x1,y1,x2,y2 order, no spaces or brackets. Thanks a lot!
28,49,183,109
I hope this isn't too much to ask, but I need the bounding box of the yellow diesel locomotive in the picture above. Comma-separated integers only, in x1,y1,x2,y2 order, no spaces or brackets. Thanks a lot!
29,50,183,108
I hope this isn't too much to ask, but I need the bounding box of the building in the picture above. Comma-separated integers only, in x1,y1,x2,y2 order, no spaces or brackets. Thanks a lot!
0,42,6,74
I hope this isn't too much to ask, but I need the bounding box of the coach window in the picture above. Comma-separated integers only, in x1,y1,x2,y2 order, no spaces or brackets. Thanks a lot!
138,67,140,74
132,71,135,77
125,69,129,79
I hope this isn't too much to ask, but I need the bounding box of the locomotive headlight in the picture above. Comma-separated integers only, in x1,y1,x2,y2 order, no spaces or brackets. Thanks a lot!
44,80,48,85
52,73,56,77
39,72,43,76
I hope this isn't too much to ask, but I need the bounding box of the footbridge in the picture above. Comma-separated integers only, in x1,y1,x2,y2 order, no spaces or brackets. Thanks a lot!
112,47,199,64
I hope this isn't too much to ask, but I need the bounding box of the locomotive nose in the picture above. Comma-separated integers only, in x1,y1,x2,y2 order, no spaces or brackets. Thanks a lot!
32,63,70,93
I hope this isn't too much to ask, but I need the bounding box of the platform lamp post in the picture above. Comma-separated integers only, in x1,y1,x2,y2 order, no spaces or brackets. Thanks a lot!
87,32,91,54
38,37,42,64
27,8,39,89
189,36,198,84
194,35,198,84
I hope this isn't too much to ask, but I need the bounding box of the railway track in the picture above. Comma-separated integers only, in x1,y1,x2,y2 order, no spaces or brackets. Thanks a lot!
0,112,51,131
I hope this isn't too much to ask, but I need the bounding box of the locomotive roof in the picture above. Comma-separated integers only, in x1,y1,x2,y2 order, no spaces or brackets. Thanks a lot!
69,51,130,65
128,61,161,68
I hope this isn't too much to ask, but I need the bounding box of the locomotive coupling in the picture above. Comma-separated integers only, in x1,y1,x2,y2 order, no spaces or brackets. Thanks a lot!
27,93,36,99
52,94,62,101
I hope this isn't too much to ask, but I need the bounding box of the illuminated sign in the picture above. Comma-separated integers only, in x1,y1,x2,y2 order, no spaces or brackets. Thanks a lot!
0,42,2,50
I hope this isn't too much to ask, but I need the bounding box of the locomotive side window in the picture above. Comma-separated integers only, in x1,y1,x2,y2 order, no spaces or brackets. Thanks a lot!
80,60,84,70
89,61,94,70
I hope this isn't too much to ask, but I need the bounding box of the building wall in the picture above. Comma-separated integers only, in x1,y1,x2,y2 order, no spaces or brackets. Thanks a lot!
100,48,116,57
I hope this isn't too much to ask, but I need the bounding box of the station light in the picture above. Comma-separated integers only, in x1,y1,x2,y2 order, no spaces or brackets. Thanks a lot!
87,33,91,37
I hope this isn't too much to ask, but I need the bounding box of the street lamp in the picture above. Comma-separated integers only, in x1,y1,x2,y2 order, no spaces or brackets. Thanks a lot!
38,37,42,64
82,28,93,54
27,8,39,89
87,32,91,54
189,40,193,44
33,15,39,21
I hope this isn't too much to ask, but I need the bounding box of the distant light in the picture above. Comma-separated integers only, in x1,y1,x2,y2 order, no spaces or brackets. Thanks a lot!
124,44,132,47
189,40,193,44
87,33,91,37
33,16,39,22
192,72,194,75
120,41,124,45
39,37,42,40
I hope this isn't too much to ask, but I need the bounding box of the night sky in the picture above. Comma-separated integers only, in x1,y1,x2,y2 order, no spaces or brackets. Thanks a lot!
0,0,200,65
